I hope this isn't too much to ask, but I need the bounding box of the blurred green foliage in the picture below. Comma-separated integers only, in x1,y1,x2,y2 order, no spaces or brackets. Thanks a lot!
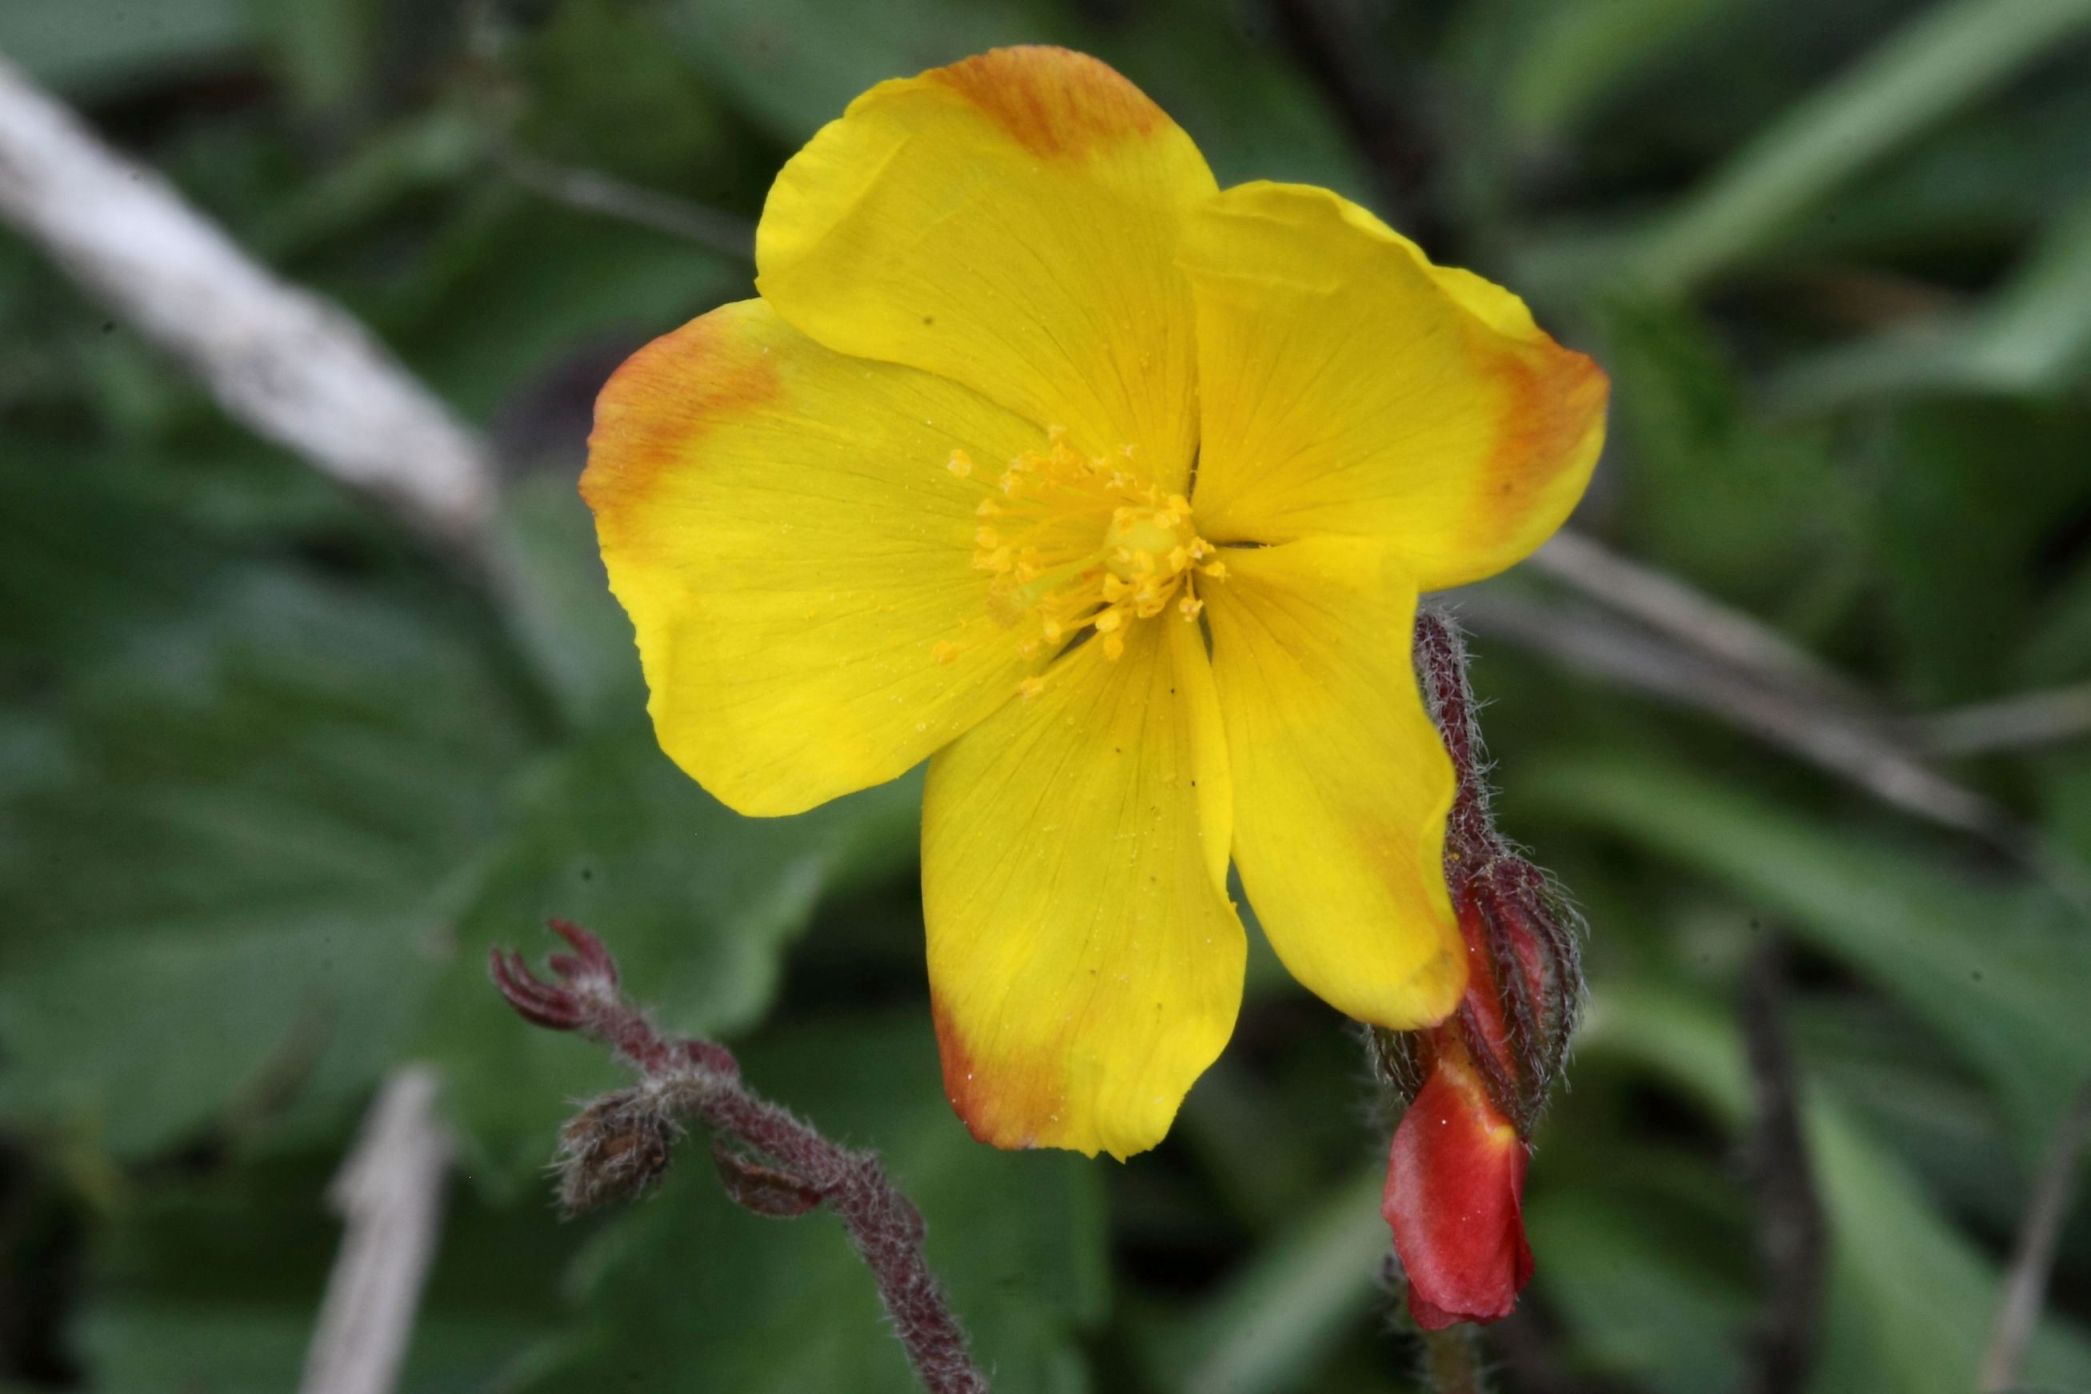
3,1,2090,1391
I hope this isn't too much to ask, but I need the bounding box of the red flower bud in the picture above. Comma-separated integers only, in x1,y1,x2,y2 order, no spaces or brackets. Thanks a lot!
1382,1040,1533,1330
1374,609,1584,1329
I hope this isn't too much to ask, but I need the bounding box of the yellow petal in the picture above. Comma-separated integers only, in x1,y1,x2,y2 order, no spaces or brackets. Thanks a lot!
756,46,1216,491
583,299,1044,817
922,615,1242,1159
1181,182,1609,589
1203,537,1466,1028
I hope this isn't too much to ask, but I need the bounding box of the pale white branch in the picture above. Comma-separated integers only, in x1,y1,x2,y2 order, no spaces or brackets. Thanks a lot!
1920,682,2091,756
0,53,496,545
1530,530,1868,710
299,1066,452,1394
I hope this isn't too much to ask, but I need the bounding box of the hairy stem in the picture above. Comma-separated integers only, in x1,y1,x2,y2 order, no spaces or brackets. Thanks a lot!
491,920,988,1394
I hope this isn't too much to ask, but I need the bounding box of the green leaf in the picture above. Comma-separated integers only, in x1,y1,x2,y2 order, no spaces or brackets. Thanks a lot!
1958,192,2091,390
246,0,378,113
1164,1170,1387,1394
1631,0,2091,292
1526,752,2091,1151
487,472,648,730
1765,195,2091,411
1766,80,2091,269
511,0,753,189
0,563,538,1158
1490,0,1740,144
1589,294,1858,609
386,194,744,420
1584,985,2091,1394
1524,1171,1751,1391
1870,397,2091,703
0,0,251,93
530,1013,1105,1393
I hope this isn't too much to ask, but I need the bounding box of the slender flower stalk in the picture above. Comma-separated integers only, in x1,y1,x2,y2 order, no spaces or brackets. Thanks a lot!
489,920,988,1394
1375,610,1585,1331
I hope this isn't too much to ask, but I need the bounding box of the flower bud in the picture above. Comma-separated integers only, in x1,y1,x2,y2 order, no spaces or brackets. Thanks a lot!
1382,1039,1533,1330
1446,857,1581,1139
1376,608,1586,1329
555,1088,677,1215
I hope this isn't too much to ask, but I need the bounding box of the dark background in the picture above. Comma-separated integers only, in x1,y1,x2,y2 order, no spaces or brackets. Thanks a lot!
3,0,2091,1390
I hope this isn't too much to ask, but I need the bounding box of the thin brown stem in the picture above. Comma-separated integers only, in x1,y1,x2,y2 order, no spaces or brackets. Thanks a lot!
1736,943,1825,1394
492,143,755,260
491,920,988,1394
1981,1078,2091,1391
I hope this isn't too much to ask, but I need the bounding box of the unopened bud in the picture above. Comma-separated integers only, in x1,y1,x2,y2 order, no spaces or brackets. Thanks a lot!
1375,607,1587,1330
555,1088,677,1215
1447,855,1582,1138
712,1141,823,1218
1382,1039,1533,1330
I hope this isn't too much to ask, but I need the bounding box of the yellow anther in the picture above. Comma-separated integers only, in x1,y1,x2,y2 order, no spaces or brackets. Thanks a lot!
1018,675,1047,700
934,428,1216,671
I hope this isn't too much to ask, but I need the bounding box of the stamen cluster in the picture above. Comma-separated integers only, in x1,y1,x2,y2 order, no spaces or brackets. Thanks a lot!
944,428,1222,684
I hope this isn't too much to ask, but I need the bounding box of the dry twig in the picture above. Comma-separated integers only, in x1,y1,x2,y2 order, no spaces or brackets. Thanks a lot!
1529,531,1870,711
489,920,988,1394
1736,944,1825,1394
0,54,497,547
1981,1079,2091,1392
298,1067,452,1394
492,143,755,260
1454,589,2009,840
1919,682,2091,756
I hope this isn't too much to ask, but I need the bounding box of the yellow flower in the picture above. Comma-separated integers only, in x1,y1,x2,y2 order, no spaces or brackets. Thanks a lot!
582,47,1608,1160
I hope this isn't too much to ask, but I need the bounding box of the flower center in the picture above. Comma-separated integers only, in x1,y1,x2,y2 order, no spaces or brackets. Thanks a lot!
941,429,1223,685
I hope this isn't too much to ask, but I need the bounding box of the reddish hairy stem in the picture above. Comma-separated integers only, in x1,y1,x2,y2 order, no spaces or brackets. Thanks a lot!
1414,608,1493,860
490,920,988,1394
1379,607,1586,1345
